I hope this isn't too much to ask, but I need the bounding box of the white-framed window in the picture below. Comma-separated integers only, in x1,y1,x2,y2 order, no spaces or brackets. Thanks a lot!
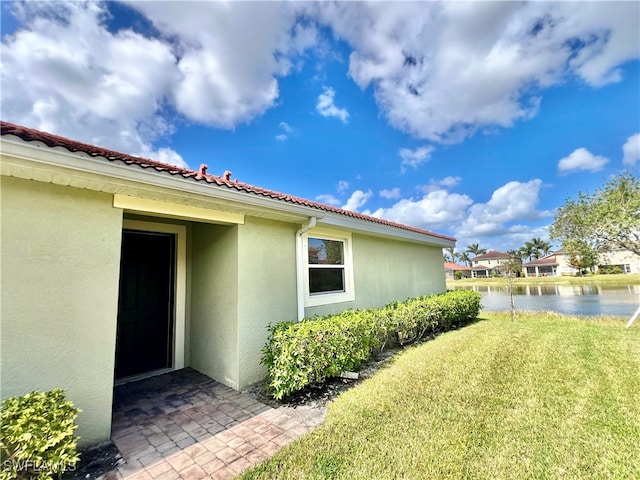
303,230,355,307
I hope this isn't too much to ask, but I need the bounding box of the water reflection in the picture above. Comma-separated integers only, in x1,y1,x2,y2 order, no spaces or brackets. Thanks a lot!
464,284,640,296
450,283,640,317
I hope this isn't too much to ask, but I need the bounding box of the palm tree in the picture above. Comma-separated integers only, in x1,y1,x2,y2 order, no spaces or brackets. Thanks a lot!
522,242,537,261
458,251,472,266
531,237,552,257
466,243,487,257
443,247,456,262
510,248,527,262
522,237,552,261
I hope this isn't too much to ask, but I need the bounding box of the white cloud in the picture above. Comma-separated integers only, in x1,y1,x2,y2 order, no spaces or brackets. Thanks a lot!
132,1,314,128
1,2,186,166
337,180,350,193
342,190,373,211
3,1,637,165
316,86,349,123
458,180,552,237
558,148,609,173
316,194,341,206
314,1,639,142
140,147,185,169
279,122,293,133
456,225,553,256
418,176,462,193
365,179,551,247
438,176,462,188
622,133,640,166
369,190,473,231
1,1,316,165
379,188,402,200
398,145,435,171
275,121,293,141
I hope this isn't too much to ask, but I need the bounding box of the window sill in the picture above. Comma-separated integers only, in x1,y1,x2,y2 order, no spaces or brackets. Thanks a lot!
305,290,355,307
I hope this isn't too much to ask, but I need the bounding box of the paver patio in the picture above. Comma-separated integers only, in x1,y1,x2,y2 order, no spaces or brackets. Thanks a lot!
100,369,310,480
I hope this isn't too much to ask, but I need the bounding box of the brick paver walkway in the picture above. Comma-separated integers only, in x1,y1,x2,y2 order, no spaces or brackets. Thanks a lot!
101,369,310,480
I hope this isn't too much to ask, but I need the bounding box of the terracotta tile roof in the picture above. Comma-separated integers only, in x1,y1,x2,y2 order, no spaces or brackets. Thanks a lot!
472,264,495,271
471,250,508,261
1,121,455,242
523,253,560,266
444,262,472,270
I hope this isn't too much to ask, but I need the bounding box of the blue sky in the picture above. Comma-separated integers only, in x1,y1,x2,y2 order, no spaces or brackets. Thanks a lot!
2,1,639,253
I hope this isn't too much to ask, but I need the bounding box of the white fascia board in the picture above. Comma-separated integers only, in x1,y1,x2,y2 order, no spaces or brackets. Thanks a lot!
319,212,456,248
2,137,455,246
1,138,323,220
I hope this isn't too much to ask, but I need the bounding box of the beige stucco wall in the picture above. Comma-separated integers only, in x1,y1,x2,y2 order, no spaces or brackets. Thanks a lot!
236,217,298,388
189,223,240,388
1,177,122,447
599,249,640,272
352,233,446,305
305,233,446,317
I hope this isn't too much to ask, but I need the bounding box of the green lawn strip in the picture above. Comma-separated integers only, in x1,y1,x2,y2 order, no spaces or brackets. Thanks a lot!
241,313,640,480
447,273,640,287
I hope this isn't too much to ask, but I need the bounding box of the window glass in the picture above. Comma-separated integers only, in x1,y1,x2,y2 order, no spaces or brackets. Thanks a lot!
309,268,345,294
304,232,354,306
308,238,344,265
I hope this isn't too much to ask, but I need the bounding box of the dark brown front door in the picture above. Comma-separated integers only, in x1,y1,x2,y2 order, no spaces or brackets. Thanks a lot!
115,230,175,380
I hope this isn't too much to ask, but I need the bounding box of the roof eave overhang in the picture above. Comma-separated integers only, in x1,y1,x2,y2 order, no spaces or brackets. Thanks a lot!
319,212,454,247
1,136,454,247
1,137,323,222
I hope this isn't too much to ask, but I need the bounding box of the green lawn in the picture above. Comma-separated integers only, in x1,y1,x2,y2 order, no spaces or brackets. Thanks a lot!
241,313,640,480
448,273,640,288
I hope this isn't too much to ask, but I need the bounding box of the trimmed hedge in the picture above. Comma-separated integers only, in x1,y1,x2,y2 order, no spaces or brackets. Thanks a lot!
387,290,483,346
261,309,390,400
262,290,481,399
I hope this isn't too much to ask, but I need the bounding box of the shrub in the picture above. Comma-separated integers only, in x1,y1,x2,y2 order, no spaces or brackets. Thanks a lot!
1,389,80,480
262,290,482,399
262,309,392,400
387,291,481,346
454,270,463,280
598,265,623,275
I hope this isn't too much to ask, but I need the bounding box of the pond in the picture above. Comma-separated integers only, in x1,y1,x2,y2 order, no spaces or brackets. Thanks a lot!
450,283,640,317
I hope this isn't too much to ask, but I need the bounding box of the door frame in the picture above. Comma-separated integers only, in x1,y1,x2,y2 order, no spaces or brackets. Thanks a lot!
119,219,187,379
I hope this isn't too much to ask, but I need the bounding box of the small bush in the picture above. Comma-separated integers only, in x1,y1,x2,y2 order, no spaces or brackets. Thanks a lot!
454,270,463,280
598,265,624,275
262,290,482,399
261,309,390,400
1,389,80,480
387,291,481,346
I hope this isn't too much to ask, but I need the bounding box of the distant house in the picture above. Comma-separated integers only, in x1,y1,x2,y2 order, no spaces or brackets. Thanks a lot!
470,251,510,277
471,251,510,268
471,265,489,278
523,249,578,277
444,262,472,279
597,249,640,274
524,247,640,277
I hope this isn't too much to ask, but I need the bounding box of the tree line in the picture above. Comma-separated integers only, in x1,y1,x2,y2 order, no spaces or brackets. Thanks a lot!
443,237,553,267
443,171,639,275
